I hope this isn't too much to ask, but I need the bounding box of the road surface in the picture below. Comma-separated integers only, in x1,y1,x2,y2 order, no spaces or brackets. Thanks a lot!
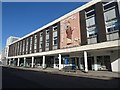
2,66,119,88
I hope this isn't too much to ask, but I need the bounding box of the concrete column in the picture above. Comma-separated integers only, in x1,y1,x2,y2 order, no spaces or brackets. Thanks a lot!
6,59,8,65
13,58,15,66
42,56,45,69
31,57,34,68
84,51,88,72
79,57,81,70
53,57,56,68
59,54,62,70
6,59,10,65
17,58,20,66
9,59,11,66
94,56,98,71
23,57,26,67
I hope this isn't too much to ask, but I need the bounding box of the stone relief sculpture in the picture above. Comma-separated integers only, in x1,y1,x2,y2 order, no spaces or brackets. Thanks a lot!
60,13,80,49
64,21,73,45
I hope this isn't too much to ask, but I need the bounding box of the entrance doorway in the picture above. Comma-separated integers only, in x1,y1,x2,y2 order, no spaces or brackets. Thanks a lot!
68,57,79,70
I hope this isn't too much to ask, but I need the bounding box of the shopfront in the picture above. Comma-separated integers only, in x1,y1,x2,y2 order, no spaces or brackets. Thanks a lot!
79,55,111,71
97,55,111,71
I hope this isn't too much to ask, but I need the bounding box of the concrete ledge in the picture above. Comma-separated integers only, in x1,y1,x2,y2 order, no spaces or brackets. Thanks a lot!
7,40,120,59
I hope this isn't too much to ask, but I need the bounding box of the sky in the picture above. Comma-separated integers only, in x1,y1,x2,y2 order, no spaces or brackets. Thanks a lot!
2,2,86,52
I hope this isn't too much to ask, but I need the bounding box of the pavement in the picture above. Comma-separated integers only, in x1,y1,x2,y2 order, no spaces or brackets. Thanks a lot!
5,65,120,80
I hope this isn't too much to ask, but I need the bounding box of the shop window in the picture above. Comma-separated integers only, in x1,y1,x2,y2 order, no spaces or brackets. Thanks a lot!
97,56,111,71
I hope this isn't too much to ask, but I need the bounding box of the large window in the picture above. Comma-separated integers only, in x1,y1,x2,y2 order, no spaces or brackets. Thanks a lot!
104,8,119,33
106,19,119,32
104,8,116,22
16,43,18,56
86,14,97,38
85,7,98,44
53,37,57,45
46,40,49,47
103,1,120,41
17,42,19,55
30,37,32,54
34,34,37,53
19,41,22,55
52,25,58,50
45,29,49,51
14,43,17,56
26,38,28,54
39,32,43,52
22,40,25,55
13,45,15,56
12,45,14,56
87,26,97,38
97,56,111,71
86,16,95,27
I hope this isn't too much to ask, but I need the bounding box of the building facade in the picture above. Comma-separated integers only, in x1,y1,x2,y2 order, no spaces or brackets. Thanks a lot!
2,36,19,65
7,0,120,72
5,36,20,58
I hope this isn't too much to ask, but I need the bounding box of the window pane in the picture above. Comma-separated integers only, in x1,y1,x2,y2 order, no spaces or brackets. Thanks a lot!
46,29,49,34
53,31,57,37
106,19,117,27
40,43,42,48
54,39,57,45
53,26,57,31
106,19,119,32
40,37,43,41
104,8,116,21
34,45,37,49
87,26,97,37
40,32,43,37
46,35,49,39
86,16,95,27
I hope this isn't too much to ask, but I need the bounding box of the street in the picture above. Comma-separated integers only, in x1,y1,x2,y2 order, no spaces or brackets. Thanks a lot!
2,66,119,88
